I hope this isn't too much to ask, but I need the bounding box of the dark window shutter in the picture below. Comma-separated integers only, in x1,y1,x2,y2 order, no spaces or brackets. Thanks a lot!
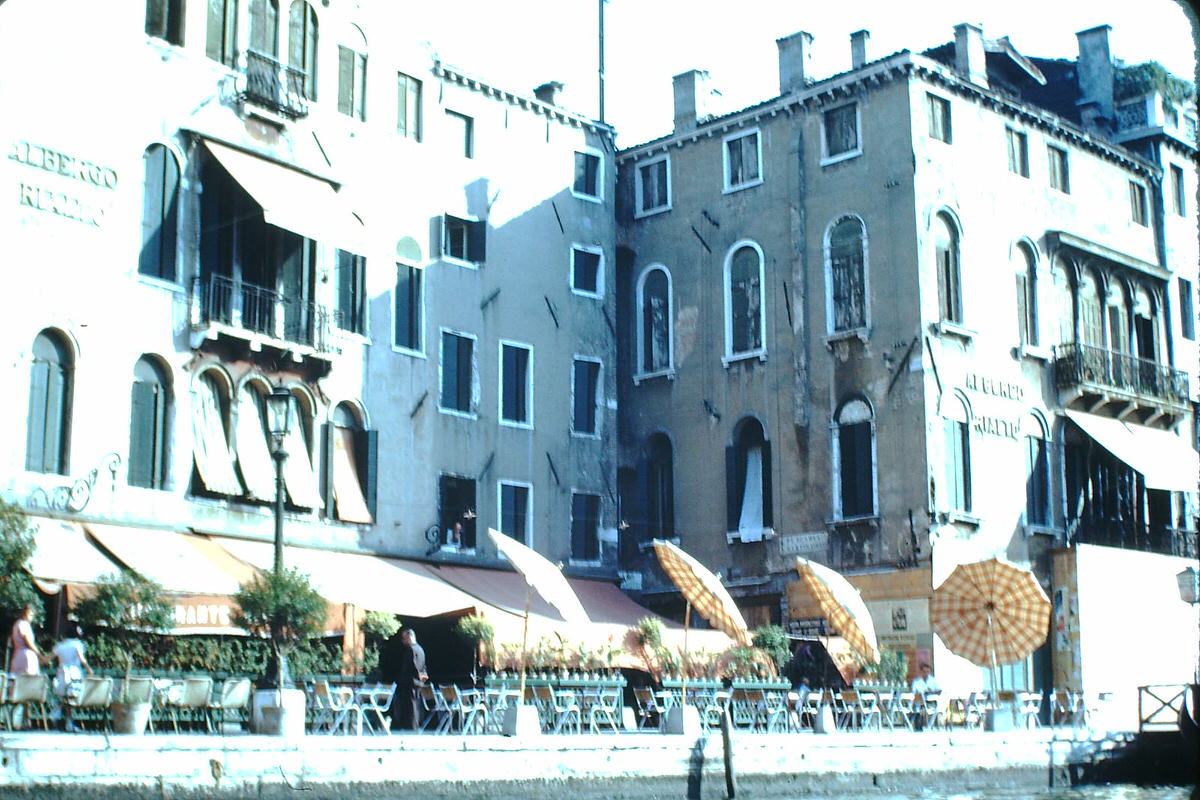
320,422,335,517
440,333,455,407
25,360,50,473
502,346,517,420
456,337,472,411
634,456,651,541
961,423,972,513
337,46,353,116
336,250,352,328
160,152,179,282
1015,273,1028,345
571,493,585,560
129,381,157,488
468,220,486,263
146,0,166,40
839,422,873,517
761,440,773,528
140,147,165,278
359,428,378,519
43,365,67,475
725,445,741,533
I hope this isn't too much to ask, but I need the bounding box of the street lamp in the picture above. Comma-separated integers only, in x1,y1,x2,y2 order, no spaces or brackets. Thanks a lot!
265,384,292,574
1177,566,1199,605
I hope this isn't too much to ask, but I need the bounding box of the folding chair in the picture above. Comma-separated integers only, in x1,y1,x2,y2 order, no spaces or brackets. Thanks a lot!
836,690,861,730
9,675,51,731
857,691,883,731
439,685,487,734
416,684,439,732
66,676,113,731
889,691,916,730
168,677,213,733
122,676,157,732
588,688,622,733
631,687,660,730
549,689,581,734
207,677,251,733
1016,690,1043,729
759,691,789,733
360,683,396,734
0,673,9,730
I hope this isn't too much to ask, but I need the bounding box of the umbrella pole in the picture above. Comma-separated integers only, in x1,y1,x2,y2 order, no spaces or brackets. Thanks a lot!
519,586,532,703
681,601,691,707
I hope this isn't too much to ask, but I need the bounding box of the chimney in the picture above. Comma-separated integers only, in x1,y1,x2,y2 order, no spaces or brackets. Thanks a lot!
850,29,870,70
953,23,988,88
777,30,814,95
533,81,564,105
673,69,714,132
1076,25,1114,125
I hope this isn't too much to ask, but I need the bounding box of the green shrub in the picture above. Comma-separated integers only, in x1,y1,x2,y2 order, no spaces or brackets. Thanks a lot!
751,624,791,671
860,647,908,686
361,610,401,640
0,499,39,624
233,567,325,688
72,572,174,633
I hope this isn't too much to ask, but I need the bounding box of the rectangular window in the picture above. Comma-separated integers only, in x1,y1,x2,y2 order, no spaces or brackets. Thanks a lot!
396,72,422,141
1025,436,1049,526
499,482,531,545
572,150,602,200
571,492,601,562
571,246,602,296
147,0,185,45
945,419,971,513
438,474,476,549
439,331,474,414
572,358,600,436
1048,146,1070,193
394,264,422,352
337,46,367,121
1006,128,1029,177
927,94,951,143
723,130,761,191
1180,278,1195,341
442,215,486,265
206,0,237,66
822,103,859,161
636,155,670,216
445,110,474,158
335,250,367,335
500,342,532,426
1130,181,1148,225
1171,164,1185,215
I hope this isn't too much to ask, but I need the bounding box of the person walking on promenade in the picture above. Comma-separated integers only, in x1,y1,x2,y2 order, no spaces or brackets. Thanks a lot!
52,625,92,732
392,628,428,731
10,604,45,676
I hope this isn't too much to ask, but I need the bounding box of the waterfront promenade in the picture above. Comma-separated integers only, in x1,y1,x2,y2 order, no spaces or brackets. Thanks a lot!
0,727,1134,797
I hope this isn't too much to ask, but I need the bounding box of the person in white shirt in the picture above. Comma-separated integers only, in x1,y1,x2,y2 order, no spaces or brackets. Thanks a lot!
911,663,940,695
911,663,941,730
52,626,92,732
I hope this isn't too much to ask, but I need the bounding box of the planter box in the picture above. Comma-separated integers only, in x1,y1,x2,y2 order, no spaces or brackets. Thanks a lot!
111,702,152,735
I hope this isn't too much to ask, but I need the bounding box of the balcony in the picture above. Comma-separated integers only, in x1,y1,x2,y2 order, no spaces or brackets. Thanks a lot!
1071,520,1198,559
1054,342,1189,419
240,50,308,120
192,275,336,356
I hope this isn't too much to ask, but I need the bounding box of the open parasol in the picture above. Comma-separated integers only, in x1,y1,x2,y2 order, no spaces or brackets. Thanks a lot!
931,556,1050,687
793,556,880,664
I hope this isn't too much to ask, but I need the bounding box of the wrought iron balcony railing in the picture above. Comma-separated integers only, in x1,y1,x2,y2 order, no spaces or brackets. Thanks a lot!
1070,519,1198,558
194,274,336,353
241,49,309,119
1054,342,1188,406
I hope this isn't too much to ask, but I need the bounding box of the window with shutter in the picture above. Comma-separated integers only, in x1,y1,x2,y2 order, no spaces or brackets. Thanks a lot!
572,359,600,435
726,244,764,358
140,145,180,282
499,482,531,545
571,493,601,561
337,45,367,120
646,434,674,541
396,73,422,141
572,151,602,200
394,264,422,351
500,342,532,426
26,331,72,475
934,214,962,324
206,0,238,66
439,331,475,414
129,357,170,490
147,0,186,44
835,398,874,520
828,217,866,332
248,0,278,55
288,0,318,100
638,267,672,375
571,246,602,296
335,250,367,334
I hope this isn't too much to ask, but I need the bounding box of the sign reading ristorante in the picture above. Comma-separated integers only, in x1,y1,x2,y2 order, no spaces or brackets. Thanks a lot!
9,139,117,227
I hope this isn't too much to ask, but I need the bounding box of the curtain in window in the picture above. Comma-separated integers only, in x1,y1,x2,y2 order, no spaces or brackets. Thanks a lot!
825,105,857,155
641,269,670,372
232,386,276,501
191,377,244,495
332,426,372,523
830,218,865,331
280,396,321,508
737,446,765,542
729,246,762,354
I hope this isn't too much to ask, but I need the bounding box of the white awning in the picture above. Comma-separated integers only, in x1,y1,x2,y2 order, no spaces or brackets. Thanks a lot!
1064,410,1199,492
27,517,121,588
281,396,322,509
84,523,258,596
212,538,480,618
332,426,372,523
203,140,365,254
191,377,244,496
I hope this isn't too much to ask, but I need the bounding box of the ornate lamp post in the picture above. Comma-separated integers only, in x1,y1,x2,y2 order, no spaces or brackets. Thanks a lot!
264,384,292,686
1176,567,1199,605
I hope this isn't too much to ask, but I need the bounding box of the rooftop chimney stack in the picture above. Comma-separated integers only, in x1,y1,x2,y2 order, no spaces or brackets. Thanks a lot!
850,29,870,70
673,70,714,132
1075,25,1115,128
533,81,564,105
953,23,989,88
777,30,814,95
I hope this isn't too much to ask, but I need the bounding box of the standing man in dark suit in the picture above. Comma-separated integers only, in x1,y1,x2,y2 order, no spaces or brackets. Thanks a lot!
394,628,428,730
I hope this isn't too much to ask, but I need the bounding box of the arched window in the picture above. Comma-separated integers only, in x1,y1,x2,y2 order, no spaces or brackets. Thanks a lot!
205,0,238,66
834,397,875,519
129,356,171,489
234,381,277,502
645,433,675,541
1076,269,1103,347
934,213,962,324
1014,241,1038,346
726,418,772,542
1107,279,1132,356
288,0,318,100
1132,285,1159,362
725,242,765,359
942,393,971,513
337,24,367,120
249,0,279,56
191,370,244,496
327,402,374,523
637,266,672,377
280,388,321,508
827,217,867,333
1023,414,1049,526
139,144,180,282
26,330,73,475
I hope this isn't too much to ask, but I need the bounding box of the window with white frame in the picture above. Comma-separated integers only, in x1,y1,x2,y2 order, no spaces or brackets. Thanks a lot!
834,397,875,520
1006,128,1029,177
726,417,772,542
442,214,485,266
1129,180,1148,225
1048,146,1070,193
570,492,601,561
572,357,600,436
336,26,367,121
396,72,422,141
572,149,602,201
927,94,951,143
439,330,475,415
826,216,867,333
394,263,422,352
1014,242,1038,347
822,103,860,162
335,250,367,335
1023,414,1049,526
636,266,672,377
1170,164,1185,216
724,242,765,361
498,481,532,545
438,474,476,549
934,213,962,325
636,155,670,216
943,394,972,514
571,245,603,296
445,110,474,158
723,129,761,192
500,341,532,427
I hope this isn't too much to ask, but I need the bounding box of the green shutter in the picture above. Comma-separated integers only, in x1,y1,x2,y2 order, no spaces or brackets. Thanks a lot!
42,365,67,475
761,440,773,527
25,360,50,473
320,422,334,516
337,46,353,116
129,381,157,488
360,428,378,519
725,445,740,533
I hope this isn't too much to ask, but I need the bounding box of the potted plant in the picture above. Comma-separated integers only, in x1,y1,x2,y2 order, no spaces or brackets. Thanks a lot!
72,572,174,734
453,614,494,686
233,567,325,737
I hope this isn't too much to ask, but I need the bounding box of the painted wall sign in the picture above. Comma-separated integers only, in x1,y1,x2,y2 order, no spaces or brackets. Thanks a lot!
972,414,1020,439
9,139,116,227
964,372,1024,401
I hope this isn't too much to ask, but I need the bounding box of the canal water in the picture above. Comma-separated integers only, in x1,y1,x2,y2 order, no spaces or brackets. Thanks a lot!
855,788,1189,800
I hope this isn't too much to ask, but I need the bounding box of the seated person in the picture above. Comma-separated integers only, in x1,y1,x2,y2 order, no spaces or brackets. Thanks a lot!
911,663,939,695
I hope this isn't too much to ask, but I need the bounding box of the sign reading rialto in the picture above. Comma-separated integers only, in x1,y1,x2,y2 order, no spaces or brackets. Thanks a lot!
963,371,1025,439
9,139,117,226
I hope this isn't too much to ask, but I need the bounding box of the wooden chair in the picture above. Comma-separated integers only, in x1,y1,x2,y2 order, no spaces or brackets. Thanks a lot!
416,684,439,732
168,677,214,733
9,675,51,731
207,677,251,733
66,676,113,731
439,685,487,734
122,676,158,732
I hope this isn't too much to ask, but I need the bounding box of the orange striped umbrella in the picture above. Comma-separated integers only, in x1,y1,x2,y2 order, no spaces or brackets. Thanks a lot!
931,557,1050,669
793,557,880,664
652,540,750,646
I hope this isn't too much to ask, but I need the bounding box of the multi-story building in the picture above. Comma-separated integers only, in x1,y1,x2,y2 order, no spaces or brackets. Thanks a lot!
1,0,622,653
614,24,1198,720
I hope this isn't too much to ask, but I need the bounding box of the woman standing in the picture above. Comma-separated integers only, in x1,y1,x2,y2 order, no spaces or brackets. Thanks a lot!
9,604,45,675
